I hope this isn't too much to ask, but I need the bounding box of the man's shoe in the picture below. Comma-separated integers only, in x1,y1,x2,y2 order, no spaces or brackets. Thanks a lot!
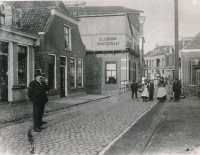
136,99,138,101
131,99,133,101
34,128,42,132
42,121,47,125
39,127,45,130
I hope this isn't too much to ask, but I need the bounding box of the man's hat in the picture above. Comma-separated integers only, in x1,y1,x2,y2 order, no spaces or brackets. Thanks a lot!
34,72,42,77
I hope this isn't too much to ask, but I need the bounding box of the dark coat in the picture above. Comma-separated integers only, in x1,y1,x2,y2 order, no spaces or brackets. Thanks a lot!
149,83,154,91
173,81,181,92
27,80,50,105
131,82,138,91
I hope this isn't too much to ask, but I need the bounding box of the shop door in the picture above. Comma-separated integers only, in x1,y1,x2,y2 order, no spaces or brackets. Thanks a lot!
60,67,65,97
0,55,8,102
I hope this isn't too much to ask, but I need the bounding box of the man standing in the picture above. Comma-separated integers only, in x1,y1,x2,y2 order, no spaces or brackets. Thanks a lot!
173,78,181,102
149,80,154,101
27,73,50,132
131,80,138,101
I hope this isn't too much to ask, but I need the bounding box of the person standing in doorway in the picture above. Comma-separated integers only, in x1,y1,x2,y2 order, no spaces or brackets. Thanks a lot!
27,73,50,132
131,80,138,101
149,80,154,101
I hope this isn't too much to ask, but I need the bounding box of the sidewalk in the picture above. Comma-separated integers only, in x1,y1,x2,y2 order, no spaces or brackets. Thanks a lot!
144,96,200,155
0,94,110,124
104,96,200,155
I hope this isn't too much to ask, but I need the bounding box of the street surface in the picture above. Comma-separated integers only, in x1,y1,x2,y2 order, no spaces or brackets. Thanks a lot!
0,92,156,155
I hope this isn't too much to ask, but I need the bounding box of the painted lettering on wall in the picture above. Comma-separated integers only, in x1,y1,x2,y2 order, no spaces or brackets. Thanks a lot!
97,37,120,46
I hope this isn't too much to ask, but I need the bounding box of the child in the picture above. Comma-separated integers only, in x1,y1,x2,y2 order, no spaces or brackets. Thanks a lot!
149,80,154,101
131,80,138,101
141,82,149,102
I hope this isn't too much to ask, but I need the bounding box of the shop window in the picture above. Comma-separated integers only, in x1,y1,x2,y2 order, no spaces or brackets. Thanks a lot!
162,58,165,66
48,55,55,89
78,60,83,86
106,62,117,84
64,26,71,50
70,58,76,87
18,46,27,87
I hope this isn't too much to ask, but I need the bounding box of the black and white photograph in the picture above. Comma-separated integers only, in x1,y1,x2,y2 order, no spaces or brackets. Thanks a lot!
0,0,200,154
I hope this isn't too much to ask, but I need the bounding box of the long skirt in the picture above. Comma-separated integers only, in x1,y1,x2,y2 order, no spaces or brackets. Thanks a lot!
157,87,167,101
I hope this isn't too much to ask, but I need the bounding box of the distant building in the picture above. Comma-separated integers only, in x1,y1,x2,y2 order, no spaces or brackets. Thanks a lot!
67,5,146,95
144,45,175,82
179,34,200,96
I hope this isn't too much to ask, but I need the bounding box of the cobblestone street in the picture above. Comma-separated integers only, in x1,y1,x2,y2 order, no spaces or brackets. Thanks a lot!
0,92,156,155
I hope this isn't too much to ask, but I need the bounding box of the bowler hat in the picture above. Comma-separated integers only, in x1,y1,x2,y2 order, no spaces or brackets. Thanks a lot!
34,72,42,77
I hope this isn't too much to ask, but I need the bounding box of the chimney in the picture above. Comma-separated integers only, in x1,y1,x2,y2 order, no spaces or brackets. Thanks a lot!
138,16,146,36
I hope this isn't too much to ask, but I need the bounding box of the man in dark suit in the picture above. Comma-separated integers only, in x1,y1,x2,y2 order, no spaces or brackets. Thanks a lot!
173,78,182,102
131,80,138,101
149,80,154,101
27,72,50,132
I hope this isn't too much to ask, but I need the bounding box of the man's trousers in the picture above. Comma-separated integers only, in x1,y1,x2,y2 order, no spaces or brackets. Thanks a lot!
132,91,137,99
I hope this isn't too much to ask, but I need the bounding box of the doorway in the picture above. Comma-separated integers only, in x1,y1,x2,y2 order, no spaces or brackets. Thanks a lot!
60,56,67,97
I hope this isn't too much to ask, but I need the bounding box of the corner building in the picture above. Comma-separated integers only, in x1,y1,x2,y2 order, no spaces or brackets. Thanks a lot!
68,6,145,95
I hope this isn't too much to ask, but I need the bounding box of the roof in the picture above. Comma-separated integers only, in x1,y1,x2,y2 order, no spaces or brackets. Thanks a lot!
183,32,200,49
144,45,174,58
67,6,143,15
2,1,70,35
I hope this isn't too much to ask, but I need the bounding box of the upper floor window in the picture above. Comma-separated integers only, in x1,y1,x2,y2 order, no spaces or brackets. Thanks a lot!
64,26,71,50
156,59,160,67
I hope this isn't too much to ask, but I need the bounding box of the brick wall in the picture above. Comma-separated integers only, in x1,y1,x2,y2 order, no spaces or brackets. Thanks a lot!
36,15,86,98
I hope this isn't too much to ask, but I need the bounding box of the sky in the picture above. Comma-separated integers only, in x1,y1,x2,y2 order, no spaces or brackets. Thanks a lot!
67,0,200,53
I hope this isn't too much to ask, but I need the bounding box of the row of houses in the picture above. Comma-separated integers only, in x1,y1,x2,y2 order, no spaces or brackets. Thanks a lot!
144,34,200,96
0,1,146,103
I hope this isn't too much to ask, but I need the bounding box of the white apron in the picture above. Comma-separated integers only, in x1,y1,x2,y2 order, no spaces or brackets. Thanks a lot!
141,85,149,97
157,87,167,98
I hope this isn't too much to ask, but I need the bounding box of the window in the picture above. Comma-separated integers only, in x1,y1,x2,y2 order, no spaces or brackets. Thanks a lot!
78,60,83,86
106,62,117,84
18,46,27,86
162,58,165,66
190,60,200,85
48,55,55,89
152,59,154,67
64,26,71,50
70,58,76,87
149,60,151,67
156,59,160,67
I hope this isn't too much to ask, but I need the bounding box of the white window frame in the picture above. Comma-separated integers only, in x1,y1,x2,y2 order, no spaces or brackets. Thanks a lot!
48,54,57,89
60,55,68,96
70,57,76,87
64,25,71,51
78,59,83,87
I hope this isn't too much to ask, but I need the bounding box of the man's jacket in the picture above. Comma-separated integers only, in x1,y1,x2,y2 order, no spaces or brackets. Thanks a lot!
131,83,138,91
27,80,50,104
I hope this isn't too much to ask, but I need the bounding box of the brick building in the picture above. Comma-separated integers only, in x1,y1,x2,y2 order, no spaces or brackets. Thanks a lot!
144,45,175,84
1,1,86,102
67,5,145,95
179,34,200,96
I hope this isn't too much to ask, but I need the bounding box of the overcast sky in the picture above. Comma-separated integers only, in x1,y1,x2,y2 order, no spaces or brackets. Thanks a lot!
70,0,200,53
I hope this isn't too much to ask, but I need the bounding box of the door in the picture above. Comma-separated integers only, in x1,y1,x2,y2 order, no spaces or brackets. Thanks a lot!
60,67,65,97
196,69,200,97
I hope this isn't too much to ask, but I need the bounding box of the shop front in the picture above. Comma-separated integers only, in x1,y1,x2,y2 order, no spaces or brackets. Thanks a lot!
0,26,37,103
78,14,141,95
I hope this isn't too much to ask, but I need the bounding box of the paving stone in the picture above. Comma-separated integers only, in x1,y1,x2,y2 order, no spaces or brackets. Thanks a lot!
0,92,156,155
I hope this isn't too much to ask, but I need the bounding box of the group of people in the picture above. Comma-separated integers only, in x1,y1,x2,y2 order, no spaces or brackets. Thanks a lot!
130,77,182,102
27,72,50,132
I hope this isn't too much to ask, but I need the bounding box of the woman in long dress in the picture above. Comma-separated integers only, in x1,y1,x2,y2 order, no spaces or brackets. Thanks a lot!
157,77,167,102
141,82,149,102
